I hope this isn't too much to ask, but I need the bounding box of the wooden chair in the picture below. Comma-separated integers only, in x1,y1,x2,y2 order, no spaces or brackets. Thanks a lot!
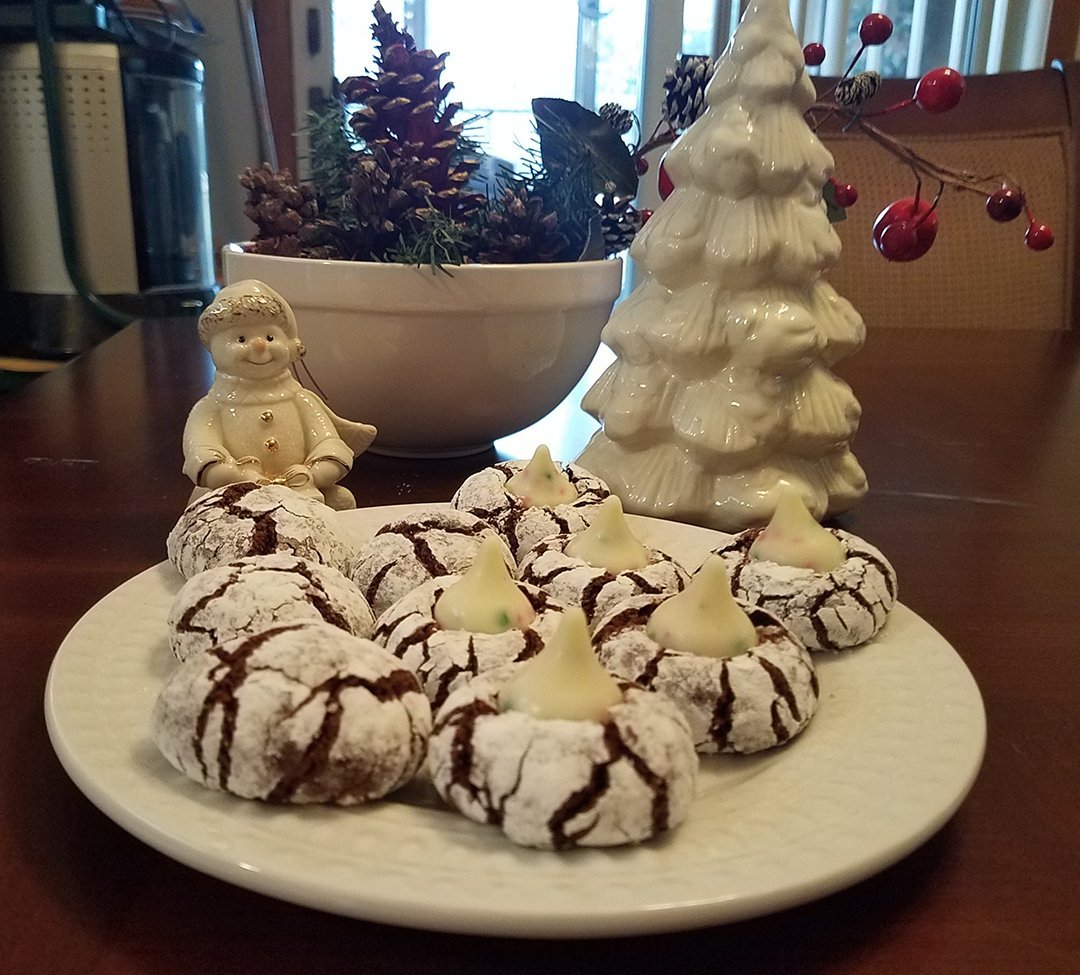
813,63,1080,330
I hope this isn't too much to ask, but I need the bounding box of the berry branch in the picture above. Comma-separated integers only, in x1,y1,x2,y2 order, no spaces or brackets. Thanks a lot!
633,13,1054,262
796,13,1053,260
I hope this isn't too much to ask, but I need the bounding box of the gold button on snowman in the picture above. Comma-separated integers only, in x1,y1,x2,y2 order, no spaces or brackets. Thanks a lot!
181,280,377,510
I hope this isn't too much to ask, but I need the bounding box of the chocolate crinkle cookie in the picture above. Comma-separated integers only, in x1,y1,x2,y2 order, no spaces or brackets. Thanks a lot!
451,461,609,560
349,508,513,617
712,529,898,651
152,621,431,804
166,482,353,580
518,534,690,627
373,578,567,709
428,668,698,849
167,554,375,662
592,596,819,754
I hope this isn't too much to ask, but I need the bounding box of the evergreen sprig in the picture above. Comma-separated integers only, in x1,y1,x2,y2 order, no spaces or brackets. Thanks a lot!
386,206,477,271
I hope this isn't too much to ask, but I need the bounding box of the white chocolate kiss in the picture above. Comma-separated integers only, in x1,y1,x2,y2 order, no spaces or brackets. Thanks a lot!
500,607,622,721
646,557,758,658
433,536,536,634
505,444,577,507
749,483,845,572
563,495,649,573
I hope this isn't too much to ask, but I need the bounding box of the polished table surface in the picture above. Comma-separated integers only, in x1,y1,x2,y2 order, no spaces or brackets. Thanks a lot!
1,320,1078,973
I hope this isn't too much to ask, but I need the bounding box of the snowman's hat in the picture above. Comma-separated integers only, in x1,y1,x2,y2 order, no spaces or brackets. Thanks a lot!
197,279,299,347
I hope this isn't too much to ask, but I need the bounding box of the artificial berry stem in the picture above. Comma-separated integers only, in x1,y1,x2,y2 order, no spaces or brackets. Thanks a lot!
849,115,1013,203
860,97,916,117
635,120,678,160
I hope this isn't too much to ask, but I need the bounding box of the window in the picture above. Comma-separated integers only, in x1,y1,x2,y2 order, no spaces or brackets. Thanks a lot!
332,0,648,169
330,1,1059,177
793,0,1056,78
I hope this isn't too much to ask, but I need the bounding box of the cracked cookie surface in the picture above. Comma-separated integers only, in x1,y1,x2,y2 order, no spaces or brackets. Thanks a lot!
349,508,513,616
166,482,353,579
593,595,819,754
428,667,697,849
450,461,609,560
518,533,690,627
712,528,897,651
152,621,431,804
167,553,374,662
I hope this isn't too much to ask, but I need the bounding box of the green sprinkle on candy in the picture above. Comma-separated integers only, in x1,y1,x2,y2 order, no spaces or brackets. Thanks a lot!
498,610,511,628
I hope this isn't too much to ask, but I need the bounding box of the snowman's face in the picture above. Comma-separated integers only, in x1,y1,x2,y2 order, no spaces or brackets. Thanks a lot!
209,321,292,379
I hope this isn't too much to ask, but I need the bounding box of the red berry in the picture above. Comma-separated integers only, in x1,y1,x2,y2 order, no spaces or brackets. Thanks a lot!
635,155,650,176
658,156,674,200
878,220,920,261
1025,222,1054,251
832,179,858,208
640,208,654,225
873,197,938,262
859,13,893,46
986,187,1024,222
915,67,965,113
803,43,826,66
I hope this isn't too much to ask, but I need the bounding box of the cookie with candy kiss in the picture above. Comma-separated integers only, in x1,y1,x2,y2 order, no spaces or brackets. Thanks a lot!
427,608,698,849
373,536,568,707
593,557,818,754
712,484,897,651
517,495,689,627
451,445,609,560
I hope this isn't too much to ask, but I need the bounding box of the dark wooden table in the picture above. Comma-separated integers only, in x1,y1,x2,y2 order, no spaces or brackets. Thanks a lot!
2,319,1077,974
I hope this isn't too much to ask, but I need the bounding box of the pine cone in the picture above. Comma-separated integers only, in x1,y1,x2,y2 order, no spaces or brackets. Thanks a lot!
478,187,570,263
662,55,715,131
240,164,331,258
599,195,640,257
834,71,882,108
335,146,419,259
339,3,484,224
599,102,634,136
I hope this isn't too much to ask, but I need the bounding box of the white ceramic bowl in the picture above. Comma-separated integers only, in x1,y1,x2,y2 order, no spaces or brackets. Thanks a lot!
222,247,623,457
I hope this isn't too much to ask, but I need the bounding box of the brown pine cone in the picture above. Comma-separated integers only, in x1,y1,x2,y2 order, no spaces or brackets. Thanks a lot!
478,187,570,264
338,3,483,224
240,164,323,257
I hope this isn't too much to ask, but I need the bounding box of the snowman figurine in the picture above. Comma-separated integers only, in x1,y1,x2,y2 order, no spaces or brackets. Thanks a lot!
182,279,376,510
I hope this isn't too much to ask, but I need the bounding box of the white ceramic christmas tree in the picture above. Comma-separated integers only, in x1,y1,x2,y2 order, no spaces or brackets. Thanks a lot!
578,0,868,531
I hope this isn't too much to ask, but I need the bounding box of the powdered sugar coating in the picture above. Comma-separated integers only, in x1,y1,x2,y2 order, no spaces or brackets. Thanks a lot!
151,621,431,804
451,460,609,560
593,595,819,754
428,667,698,849
712,528,898,651
166,482,353,580
167,554,375,662
349,508,513,616
518,533,691,627
373,577,567,708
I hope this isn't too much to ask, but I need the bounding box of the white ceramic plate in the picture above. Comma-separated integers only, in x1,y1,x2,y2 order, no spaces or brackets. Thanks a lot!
45,505,985,938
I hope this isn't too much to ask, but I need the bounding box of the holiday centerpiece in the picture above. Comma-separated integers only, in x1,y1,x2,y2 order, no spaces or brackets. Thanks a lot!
229,1,1050,466
226,2,646,456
